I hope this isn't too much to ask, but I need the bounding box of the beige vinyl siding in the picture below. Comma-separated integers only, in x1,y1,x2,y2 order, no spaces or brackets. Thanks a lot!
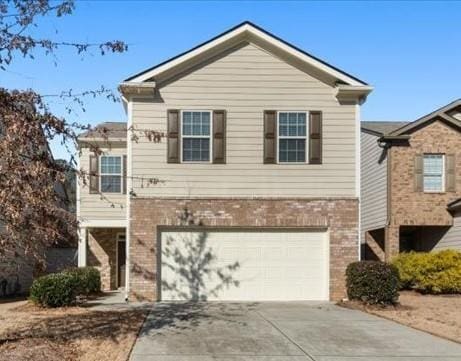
78,146,126,221
360,131,388,237
434,213,461,250
131,43,357,198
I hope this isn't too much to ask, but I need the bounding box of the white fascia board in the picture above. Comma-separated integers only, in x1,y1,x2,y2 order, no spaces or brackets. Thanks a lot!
80,219,128,228
336,85,373,104
130,26,247,82
128,23,366,86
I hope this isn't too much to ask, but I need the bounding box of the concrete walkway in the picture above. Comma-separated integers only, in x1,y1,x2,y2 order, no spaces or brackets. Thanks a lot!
83,291,151,311
130,302,461,361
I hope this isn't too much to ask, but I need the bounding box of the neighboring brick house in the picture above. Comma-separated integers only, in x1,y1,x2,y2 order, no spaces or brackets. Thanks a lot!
361,99,461,261
77,22,372,301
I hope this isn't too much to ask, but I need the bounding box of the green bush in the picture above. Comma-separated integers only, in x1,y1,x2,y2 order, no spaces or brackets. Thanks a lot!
64,267,101,295
392,250,461,294
30,273,79,307
346,261,400,305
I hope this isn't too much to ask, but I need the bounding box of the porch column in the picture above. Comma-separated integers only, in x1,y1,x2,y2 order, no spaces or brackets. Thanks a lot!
384,225,399,262
78,227,87,267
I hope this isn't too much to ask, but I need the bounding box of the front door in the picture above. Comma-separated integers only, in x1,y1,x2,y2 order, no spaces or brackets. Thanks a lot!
117,238,126,288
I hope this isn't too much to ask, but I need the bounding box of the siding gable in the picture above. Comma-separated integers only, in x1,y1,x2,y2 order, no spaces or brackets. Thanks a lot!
131,43,358,198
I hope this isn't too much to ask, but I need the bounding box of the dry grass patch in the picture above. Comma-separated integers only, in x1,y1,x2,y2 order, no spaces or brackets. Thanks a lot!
340,291,461,344
0,299,148,361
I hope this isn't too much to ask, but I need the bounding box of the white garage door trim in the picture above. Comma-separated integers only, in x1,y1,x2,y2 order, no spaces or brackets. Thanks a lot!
158,227,330,301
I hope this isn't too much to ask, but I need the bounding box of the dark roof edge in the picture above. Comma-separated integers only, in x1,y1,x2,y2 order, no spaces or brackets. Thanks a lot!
390,99,461,136
124,21,368,85
448,198,461,212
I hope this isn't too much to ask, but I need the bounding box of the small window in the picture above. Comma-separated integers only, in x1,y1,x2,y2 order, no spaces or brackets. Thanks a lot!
100,156,122,193
278,112,307,163
181,111,211,162
423,154,444,192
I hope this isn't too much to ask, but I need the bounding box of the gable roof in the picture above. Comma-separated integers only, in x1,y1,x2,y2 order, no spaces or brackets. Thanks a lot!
78,122,126,140
361,121,410,136
389,99,461,136
123,21,369,88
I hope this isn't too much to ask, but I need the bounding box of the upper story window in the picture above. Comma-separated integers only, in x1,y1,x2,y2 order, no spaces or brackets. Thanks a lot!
100,156,122,193
181,111,211,162
278,112,307,163
423,154,444,192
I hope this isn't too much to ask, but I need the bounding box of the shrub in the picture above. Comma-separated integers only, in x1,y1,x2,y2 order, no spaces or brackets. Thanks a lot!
64,267,101,295
346,261,400,305
30,272,79,307
392,250,461,294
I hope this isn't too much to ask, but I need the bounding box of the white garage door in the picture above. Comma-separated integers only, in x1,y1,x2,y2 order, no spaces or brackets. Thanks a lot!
160,230,329,301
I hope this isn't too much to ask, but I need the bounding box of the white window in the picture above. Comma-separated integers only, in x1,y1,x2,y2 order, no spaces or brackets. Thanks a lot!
100,156,122,193
423,154,444,192
181,111,211,162
278,112,307,163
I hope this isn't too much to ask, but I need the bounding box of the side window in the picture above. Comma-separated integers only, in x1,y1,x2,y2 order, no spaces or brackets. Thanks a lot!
100,156,122,193
181,111,211,162
423,154,444,192
278,112,307,163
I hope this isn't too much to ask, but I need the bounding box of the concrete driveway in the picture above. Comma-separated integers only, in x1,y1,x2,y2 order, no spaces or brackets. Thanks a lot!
130,302,461,361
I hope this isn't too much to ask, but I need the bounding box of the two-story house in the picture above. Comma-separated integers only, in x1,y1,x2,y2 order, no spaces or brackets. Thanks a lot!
361,100,461,261
77,22,372,302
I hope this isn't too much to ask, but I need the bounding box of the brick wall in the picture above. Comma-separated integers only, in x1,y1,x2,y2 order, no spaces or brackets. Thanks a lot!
390,121,461,226
130,197,359,301
386,120,461,258
87,228,123,291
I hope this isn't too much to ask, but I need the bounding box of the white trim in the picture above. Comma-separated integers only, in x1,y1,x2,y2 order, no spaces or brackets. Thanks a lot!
127,23,365,86
80,219,128,228
276,111,309,164
99,155,123,194
125,99,133,301
355,102,361,259
180,110,213,163
423,153,445,193
77,227,87,267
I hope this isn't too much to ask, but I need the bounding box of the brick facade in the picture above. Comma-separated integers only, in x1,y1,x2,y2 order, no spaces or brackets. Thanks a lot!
129,197,359,302
386,120,461,259
87,228,124,291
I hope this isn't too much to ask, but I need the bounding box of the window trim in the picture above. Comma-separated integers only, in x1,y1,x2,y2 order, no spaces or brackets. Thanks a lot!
423,153,445,193
276,111,309,164
99,155,123,194
180,110,213,163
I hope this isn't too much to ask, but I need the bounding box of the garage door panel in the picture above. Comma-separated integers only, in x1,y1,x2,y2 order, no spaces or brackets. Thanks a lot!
160,230,329,301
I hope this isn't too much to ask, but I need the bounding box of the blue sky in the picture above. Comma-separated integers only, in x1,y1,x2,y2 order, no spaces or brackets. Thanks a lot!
4,1,461,159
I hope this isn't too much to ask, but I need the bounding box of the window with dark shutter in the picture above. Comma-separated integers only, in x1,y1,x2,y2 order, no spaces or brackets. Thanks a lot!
167,109,180,163
446,154,456,192
213,110,226,164
89,155,99,194
309,111,322,164
123,155,127,194
414,154,423,192
264,110,277,164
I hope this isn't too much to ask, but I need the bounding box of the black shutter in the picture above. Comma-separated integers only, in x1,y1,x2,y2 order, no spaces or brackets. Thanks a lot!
89,155,99,194
309,111,322,164
264,110,277,164
167,109,180,163
213,110,226,164
414,154,423,192
122,155,127,194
